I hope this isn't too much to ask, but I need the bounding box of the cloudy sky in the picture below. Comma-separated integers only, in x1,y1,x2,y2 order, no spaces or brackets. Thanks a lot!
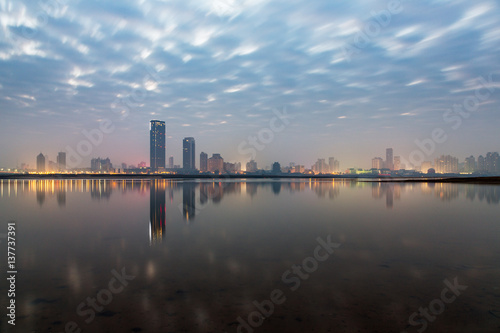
1,0,499,170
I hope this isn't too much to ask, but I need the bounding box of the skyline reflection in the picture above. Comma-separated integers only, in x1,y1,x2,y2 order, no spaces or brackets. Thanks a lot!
1,179,499,208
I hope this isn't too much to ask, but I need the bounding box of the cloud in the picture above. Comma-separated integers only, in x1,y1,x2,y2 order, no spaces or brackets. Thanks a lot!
0,0,499,168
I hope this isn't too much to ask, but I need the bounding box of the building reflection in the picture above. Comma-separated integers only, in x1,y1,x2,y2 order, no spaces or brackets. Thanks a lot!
371,183,403,209
182,182,196,222
36,180,46,206
150,179,166,245
0,179,498,211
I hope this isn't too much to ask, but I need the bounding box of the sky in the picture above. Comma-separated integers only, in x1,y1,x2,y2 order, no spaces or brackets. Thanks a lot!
0,0,499,170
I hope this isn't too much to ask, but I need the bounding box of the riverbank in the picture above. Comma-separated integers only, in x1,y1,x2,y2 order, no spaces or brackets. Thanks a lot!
1,173,499,184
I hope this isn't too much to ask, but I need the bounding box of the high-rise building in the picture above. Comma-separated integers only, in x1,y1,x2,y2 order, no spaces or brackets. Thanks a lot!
57,152,66,171
372,157,384,169
272,162,281,174
464,156,476,173
208,154,224,173
246,160,258,172
313,158,329,173
183,137,196,171
477,155,486,172
91,157,112,172
200,152,208,172
168,156,174,169
394,156,401,171
36,153,45,172
150,120,166,171
434,155,458,174
486,152,500,174
386,148,394,170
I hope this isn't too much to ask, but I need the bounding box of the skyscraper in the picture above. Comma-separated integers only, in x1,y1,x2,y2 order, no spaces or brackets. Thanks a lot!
386,148,394,170
183,137,196,171
200,152,208,172
168,156,174,169
150,120,166,171
57,152,66,171
36,153,45,172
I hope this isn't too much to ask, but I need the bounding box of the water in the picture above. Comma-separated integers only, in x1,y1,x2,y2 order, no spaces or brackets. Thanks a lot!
0,179,499,332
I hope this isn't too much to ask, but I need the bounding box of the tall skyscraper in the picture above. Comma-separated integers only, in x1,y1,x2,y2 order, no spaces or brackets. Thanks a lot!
57,152,66,171
386,148,394,170
200,152,208,172
150,120,166,171
36,153,45,172
168,156,174,169
183,137,196,171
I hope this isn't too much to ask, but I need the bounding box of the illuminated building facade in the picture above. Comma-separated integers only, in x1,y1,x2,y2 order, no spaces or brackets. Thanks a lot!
150,120,166,171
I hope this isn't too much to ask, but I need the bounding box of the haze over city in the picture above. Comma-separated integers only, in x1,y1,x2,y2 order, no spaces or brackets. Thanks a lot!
1,0,499,169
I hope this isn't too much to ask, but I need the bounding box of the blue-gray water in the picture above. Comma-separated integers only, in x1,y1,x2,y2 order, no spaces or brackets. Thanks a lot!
0,179,499,332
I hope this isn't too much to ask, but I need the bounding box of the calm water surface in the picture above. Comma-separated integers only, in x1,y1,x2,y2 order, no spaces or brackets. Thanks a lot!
0,179,499,333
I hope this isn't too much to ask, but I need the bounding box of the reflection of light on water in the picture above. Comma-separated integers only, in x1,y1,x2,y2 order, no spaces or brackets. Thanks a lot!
149,220,151,245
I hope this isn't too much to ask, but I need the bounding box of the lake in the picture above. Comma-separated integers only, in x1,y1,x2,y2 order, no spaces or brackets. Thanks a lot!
0,179,499,332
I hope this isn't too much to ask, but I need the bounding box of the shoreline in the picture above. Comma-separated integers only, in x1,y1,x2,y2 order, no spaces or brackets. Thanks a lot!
1,173,499,184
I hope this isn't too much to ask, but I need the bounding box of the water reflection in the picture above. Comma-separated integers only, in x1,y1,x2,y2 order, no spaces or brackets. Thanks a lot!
182,182,196,222
1,179,499,207
1,178,500,332
150,179,166,245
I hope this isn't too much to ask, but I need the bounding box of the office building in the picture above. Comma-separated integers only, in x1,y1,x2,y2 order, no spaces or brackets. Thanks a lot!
168,156,174,169
57,152,66,171
37,153,45,172
150,120,166,171
183,137,196,171
200,152,208,172
386,148,394,170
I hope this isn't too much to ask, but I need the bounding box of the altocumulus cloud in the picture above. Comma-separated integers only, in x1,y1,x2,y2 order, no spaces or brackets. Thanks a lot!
0,0,499,168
